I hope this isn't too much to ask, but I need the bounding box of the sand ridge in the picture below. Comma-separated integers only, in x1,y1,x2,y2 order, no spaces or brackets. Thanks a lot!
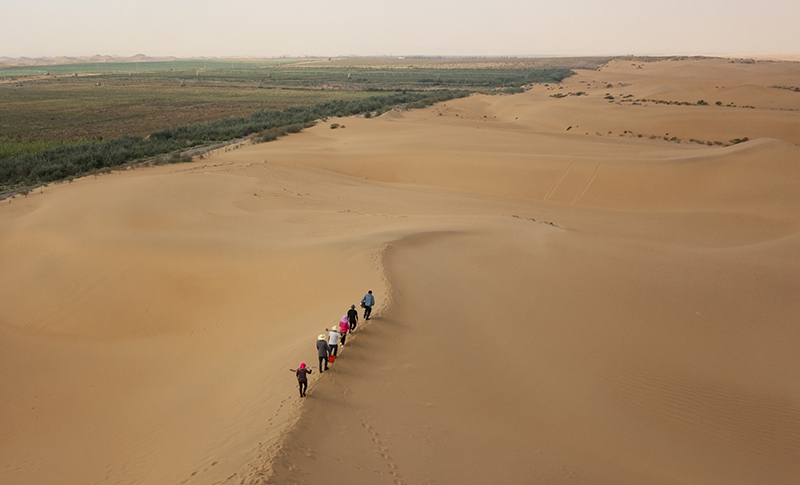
1,57,799,484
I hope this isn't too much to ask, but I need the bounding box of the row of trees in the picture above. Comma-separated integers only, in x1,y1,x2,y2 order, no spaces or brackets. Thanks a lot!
1,90,469,190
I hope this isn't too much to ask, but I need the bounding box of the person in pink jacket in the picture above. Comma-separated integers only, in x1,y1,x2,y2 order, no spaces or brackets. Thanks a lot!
339,315,350,347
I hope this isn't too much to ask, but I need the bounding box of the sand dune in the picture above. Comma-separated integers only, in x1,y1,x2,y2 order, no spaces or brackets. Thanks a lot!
1,57,799,484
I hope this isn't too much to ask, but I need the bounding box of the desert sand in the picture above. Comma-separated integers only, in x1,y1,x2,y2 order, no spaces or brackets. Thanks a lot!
1,57,799,484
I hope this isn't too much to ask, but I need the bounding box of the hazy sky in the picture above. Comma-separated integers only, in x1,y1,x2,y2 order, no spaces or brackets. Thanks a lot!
3,0,799,58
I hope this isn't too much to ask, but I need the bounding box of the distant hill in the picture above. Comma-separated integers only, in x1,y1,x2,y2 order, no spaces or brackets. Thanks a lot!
0,54,180,67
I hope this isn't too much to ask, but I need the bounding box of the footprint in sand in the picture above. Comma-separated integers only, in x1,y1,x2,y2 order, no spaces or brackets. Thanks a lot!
361,419,405,484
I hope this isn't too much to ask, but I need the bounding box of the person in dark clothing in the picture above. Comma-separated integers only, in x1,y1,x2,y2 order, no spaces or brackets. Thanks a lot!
347,304,359,331
316,334,329,372
290,363,312,397
361,290,375,320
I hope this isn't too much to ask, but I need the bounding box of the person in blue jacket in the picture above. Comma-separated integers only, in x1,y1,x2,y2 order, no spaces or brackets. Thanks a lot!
360,290,375,320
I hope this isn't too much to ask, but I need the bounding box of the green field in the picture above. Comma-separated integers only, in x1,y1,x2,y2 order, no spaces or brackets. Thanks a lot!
0,80,375,143
130,65,574,89
0,59,300,78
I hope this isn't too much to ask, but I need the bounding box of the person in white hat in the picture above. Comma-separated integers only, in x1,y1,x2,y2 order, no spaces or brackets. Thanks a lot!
316,334,329,372
327,327,341,357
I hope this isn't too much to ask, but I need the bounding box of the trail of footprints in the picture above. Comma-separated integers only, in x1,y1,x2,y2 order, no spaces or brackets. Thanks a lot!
326,372,403,482
178,396,296,485
360,419,405,485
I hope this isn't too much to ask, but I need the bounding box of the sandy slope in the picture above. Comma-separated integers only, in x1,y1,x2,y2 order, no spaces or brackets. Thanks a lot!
1,57,799,484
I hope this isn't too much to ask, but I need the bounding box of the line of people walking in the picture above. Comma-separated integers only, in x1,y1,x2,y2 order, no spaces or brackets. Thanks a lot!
291,290,375,397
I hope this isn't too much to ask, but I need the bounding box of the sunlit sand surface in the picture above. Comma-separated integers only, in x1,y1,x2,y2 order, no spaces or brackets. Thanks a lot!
1,57,799,484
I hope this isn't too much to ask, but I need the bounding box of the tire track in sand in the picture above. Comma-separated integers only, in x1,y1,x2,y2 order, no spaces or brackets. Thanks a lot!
544,162,574,201
571,162,602,205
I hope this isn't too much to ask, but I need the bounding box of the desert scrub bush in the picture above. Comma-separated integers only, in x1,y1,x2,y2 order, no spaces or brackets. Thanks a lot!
0,138,87,160
168,152,193,164
330,123,340,129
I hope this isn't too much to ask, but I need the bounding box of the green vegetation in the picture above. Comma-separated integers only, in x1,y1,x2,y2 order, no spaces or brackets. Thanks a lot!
0,59,300,78
1,91,468,191
1,62,574,161
0,81,375,157
132,65,571,89
772,85,800,93
550,91,586,98
0,58,578,194
619,97,756,109
0,137,86,159
1,61,573,89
